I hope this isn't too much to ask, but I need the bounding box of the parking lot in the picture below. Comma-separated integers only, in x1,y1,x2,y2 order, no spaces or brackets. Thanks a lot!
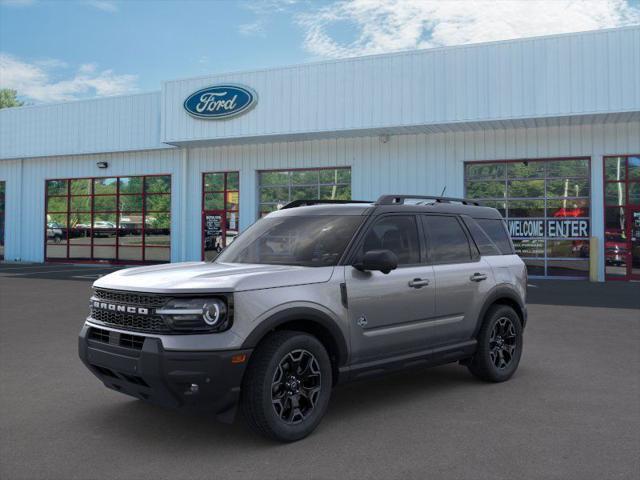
0,263,638,480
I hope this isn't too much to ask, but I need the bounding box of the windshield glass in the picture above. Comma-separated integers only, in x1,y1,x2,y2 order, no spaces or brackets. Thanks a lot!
216,215,363,266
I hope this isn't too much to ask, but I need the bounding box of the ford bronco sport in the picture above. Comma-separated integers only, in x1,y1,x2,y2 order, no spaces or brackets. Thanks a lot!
79,194,527,442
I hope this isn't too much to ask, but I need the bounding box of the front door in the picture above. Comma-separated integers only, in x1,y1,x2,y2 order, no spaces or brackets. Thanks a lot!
346,215,436,364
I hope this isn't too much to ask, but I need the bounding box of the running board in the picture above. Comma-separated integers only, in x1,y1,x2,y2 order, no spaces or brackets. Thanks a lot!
338,339,477,383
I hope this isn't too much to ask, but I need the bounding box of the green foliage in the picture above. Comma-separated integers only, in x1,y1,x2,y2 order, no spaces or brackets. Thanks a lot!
0,89,24,109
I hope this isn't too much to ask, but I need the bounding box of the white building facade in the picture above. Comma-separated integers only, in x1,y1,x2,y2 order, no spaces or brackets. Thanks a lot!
1,27,639,281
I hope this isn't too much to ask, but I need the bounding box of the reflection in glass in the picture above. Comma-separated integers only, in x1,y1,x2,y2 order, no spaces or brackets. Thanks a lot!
118,230,143,247
546,179,590,198
507,200,544,218
605,183,625,205
70,196,91,212
507,161,545,179
145,230,171,247
466,181,505,199
629,156,640,180
547,260,589,277
291,186,318,200
145,248,170,262
604,157,626,181
119,177,143,194
119,195,143,212
94,178,117,194
118,247,143,261
464,163,505,181
70,179,91,195
204,173,225,191
547,199,589,218
47,180,68,196
94,195,117,212
320,185,351,200
145,194,171,212
629,183,640,205
46,196,67,212
507,180,545,198
93,246,117,260
145,176,171,194
547,240,589,258
46,225,66,244
69,245,91,259
204,193,225,210
523,259,545,276
291,170,319,185
547,159,589,178
46,244,67,258
227,172,239,190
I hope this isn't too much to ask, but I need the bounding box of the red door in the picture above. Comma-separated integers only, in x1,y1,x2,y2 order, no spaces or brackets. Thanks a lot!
203,211,226,261
630,207,640,280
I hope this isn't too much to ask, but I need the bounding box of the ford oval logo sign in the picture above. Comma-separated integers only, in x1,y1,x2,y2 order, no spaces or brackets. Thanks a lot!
183,84,257,120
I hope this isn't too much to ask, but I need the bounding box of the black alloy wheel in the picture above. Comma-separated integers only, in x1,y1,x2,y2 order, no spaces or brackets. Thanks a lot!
489,317,517,370
271,349,322,424
467,304,523,382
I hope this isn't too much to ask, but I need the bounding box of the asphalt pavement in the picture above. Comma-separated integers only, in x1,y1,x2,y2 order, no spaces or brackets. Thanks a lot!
0,264,638,480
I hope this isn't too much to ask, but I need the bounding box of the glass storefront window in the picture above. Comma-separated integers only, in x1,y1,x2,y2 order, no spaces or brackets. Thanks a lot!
465,158,591,278
258,167,351,216
202,171,240,261
45,175,171,263
603,155,640,280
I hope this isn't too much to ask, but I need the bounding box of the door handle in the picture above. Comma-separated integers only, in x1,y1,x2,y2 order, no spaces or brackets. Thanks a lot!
408,278,430,288
470,272,488,282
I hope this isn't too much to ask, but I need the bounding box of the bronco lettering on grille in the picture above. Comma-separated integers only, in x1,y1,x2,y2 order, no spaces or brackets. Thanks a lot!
92,301,149,315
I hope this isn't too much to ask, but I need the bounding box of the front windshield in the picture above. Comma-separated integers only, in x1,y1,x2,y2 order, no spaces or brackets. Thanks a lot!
216,215,363,267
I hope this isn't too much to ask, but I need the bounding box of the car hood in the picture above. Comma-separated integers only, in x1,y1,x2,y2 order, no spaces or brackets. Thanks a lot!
93,262,335,294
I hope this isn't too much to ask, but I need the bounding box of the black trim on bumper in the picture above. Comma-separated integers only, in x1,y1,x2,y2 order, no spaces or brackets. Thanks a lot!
78,325,251,422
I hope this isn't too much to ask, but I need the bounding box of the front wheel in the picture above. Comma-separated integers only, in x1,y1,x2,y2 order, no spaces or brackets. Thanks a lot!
467,305,523,382
242,331,332,442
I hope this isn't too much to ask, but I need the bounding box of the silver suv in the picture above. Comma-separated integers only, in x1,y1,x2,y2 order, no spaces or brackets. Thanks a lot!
79,195,527,442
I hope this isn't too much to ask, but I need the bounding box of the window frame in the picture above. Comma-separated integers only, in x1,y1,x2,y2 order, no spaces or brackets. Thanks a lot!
346,213,424,268
464,157,592,278
44,174,171,264
421,214,479,266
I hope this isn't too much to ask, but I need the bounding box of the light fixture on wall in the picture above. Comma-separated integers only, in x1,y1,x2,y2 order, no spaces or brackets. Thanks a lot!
96,161,108,169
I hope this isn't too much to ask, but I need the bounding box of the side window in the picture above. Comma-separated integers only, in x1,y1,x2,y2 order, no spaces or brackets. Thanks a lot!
476,218,514,254
464,217,501,256
360,215,420,265
422,215,472,264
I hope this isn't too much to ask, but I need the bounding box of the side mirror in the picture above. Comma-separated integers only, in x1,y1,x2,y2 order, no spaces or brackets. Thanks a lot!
354,249,398,274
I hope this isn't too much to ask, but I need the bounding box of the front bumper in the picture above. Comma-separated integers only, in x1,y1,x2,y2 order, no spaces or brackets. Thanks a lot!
78,324,252,421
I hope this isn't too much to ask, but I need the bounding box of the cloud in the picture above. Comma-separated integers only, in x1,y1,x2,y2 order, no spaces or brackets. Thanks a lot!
238,19,266,36
0,53,138,103
83,0,118,13
297,0,640,58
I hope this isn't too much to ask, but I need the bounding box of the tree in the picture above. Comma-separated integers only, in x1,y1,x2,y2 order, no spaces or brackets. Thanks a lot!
0,89,24,109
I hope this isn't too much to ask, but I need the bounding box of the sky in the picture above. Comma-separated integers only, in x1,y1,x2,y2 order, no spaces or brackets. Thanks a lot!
1,0,639,104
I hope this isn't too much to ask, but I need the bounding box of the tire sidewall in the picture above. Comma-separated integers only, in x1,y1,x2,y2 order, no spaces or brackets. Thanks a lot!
479,306,523,381
258,334,332,442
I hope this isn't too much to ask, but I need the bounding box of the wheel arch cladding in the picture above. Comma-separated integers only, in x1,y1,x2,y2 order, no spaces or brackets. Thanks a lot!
241,307,348,381
475,287,526,337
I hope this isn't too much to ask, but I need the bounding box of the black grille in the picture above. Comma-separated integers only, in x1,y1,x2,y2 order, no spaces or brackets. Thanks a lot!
89,327,110,344
90,307,169,333
93,288,168,309
120,333,145,350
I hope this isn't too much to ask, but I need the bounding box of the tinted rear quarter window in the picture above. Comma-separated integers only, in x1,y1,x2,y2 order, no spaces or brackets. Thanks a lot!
476,218,514,254
422,215,472,263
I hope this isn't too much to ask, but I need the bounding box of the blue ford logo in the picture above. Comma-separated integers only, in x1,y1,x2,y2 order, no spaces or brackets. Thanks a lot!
183,84,257,119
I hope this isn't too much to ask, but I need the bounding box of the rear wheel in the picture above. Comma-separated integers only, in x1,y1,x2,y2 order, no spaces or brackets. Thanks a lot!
467,305,523,382
242,331,332,442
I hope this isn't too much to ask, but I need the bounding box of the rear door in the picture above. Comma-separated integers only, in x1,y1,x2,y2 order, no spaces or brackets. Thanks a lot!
345,214,436,363
421,215,494,346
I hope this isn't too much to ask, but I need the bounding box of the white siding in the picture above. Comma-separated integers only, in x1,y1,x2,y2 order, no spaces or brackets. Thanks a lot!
162,27,640,144
0,92,168,160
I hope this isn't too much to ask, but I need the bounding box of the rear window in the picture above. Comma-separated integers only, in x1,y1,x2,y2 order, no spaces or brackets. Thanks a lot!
474,218,514,255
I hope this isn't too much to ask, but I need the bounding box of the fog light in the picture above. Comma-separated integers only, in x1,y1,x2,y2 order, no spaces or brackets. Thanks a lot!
185,383,199,395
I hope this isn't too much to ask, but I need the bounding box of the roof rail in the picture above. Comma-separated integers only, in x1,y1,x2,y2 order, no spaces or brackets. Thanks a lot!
375,195,480,206
280,199,373,209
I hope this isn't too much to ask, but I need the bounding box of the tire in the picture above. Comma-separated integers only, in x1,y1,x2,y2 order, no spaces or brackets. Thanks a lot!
467,305,523,382
242,330,332,442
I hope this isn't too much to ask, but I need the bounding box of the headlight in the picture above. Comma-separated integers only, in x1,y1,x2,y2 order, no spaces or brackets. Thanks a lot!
156,297,230,332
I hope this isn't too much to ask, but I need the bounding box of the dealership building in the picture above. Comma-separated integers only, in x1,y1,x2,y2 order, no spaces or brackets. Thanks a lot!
1,26,639,281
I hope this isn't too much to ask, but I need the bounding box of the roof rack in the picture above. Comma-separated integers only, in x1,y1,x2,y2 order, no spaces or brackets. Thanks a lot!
375,195,480,206
280,199,373,209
